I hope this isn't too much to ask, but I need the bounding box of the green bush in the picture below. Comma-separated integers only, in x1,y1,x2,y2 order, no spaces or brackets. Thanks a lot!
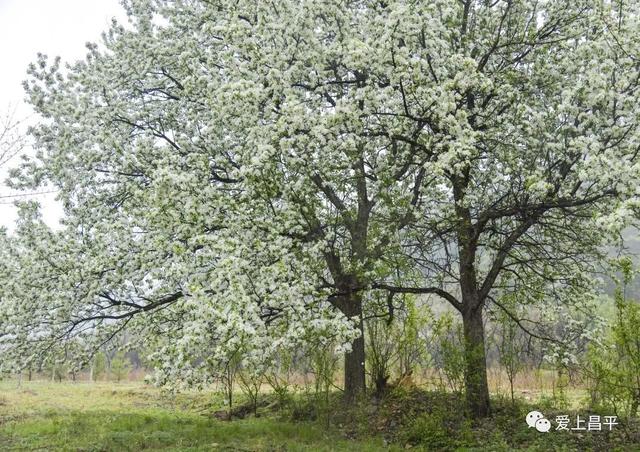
401,407,472,449
586,258,640,417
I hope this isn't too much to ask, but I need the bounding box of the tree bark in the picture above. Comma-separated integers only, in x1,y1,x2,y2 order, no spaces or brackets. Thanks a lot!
453,172,491,418
462,307,490,418
341,292,366,401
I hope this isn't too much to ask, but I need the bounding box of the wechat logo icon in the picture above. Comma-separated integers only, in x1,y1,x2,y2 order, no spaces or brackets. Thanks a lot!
526,411,551,433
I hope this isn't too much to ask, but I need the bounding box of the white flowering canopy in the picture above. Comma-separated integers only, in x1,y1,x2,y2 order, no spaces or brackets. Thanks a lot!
2,0,640,392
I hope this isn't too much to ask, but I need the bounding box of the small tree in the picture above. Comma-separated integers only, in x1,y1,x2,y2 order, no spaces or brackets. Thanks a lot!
49,360,67,383
318,344,340,425
366,318,397,395
396,297,429,382
587,258,640,416
237,366,265,417
265,350,295,407
218,349,243,420
91,352,107,382
434,314,466,394
110,351,131,383
495,307,527,405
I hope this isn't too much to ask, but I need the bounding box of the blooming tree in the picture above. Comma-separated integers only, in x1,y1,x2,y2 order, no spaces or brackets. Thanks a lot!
6,0,446,399
377,0,640,416
3,0,640,418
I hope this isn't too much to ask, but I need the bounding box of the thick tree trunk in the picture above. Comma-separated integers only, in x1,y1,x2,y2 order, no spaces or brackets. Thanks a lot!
344,325,365,401
452,171,490,417
342,293,366,401
462,307,490,418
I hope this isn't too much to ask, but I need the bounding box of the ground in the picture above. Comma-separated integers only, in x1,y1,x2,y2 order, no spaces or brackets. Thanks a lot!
0,380,397,451
0,380,638,451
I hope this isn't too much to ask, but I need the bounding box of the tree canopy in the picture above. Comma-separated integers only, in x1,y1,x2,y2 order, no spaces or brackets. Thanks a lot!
2,0,640,417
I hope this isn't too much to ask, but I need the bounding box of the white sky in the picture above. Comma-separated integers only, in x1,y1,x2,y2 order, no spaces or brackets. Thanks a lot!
0,0,126,231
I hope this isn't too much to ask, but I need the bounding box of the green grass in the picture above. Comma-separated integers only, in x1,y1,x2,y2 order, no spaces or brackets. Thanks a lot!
1,380,638,451
0,381,397,451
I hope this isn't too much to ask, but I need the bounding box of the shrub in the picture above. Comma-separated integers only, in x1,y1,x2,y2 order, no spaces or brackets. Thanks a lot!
586,258,640,416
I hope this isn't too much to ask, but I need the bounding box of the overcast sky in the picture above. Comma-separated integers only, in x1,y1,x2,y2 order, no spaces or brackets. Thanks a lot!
0,0,125,231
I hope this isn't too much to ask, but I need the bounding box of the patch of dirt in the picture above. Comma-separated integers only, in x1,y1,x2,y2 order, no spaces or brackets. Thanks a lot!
210,399,271,421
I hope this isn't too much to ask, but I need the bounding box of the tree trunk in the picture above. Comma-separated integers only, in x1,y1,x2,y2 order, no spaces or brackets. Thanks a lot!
509,371,515,405
342,293,366,401
462,308,490,418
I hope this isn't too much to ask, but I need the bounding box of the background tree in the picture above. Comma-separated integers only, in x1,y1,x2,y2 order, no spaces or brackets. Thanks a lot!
110,351,132,383
90,352,107,382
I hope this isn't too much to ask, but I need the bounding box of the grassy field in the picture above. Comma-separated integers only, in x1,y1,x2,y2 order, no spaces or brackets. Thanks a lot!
0,380,638,451
0,380,397,451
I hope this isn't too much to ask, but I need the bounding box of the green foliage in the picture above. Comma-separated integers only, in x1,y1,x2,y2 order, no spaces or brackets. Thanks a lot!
587,294,640,416
3,0,640,422
401,407,473,450
365,296,432,394
584,257,640,416
396,298,429,380
366,318,397,394
497,320,523,403
309,343,339,425
110,352,131,383
555,368,572,409
434,314,466,394
91,352,107,382
264,351,295,408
